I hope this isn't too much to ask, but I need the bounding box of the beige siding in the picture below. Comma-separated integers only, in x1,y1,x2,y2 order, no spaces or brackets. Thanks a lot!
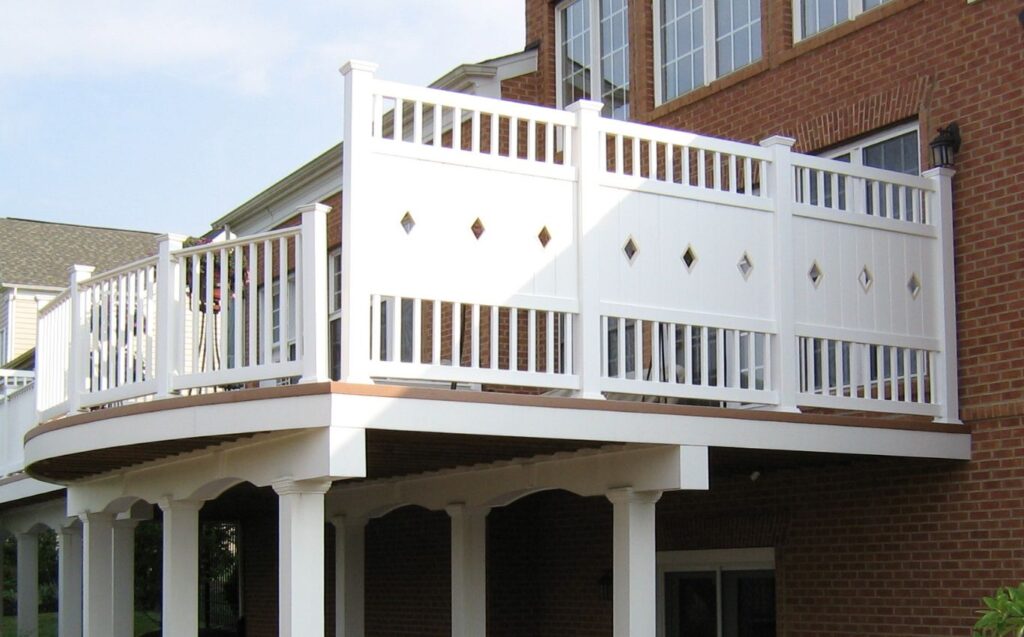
10,290,56,362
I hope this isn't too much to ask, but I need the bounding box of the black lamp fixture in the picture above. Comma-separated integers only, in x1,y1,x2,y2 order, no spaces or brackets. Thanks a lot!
929,122,961,168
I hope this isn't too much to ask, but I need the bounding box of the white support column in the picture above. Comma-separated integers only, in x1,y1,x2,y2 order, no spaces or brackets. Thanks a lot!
606,488,661,637
446,503,490,637
568,100,607,399
923,166,961,424
158,499,202,637
67,264,95,415
760,136,800,412
16,532,39,637
80,512,114,637
339,60,379,384
112,518,139,637
299,203,331,383
330,514,367,637
274,478,333,637
58,524,83,637
155,234,185,398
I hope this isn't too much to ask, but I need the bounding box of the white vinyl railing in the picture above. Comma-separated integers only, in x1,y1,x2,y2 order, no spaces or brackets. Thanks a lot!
0,369,34,402
35,205,328,421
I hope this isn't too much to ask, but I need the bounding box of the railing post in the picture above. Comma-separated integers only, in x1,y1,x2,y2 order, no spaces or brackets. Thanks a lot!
300,203,331,383
923,167,960,424
66,264,95,415
759,136,800,412
155,234,186,399
339,60,379,384
568,100,606,399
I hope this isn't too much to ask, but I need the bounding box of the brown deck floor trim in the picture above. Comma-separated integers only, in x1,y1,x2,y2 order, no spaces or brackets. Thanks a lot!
27,381,965,444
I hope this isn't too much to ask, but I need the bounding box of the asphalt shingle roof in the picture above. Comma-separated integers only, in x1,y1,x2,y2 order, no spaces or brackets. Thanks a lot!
0,218,160,289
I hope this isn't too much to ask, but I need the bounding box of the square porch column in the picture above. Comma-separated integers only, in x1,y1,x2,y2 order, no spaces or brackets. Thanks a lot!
80,512,114,637
274,478,333,637
58,524,83,637
112,518,141,637
16,531,39,637
158,499,202,637
446,503,490,637
331,514,367,637
606,488,662,637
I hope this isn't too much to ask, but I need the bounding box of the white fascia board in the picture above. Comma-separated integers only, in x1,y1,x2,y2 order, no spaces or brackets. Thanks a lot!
0,475,64,505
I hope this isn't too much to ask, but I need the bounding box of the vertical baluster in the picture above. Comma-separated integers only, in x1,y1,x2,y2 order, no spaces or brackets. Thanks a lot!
911,187,921,223
527,119,536,161
204,251,214,372
701,326,711,387
648,139,658,180
835,339,845,396
697,149,706,188
546,310,555,373
820,339,832,395
633,319,643,380
563,125,572,165
372,93,383,138
600,316,608,377
744,157,753,195
107,279,116,390
527,309,537,372
805,337,816,394
451,302,462,367
887,183,897,219
413,100,423,145
829,173,839,210
127,272,137,383
870,181,881,218
747,330,756,390
916,350,926,403
563,312,573,375
219,248,229,370
471,110,481,153
666,144,675,184
393,98,404,142
489,306,499,369
713,152,722,191
683,147,691,186
729,155,738,193
667,324,677,384
861,342,872,399
116,275,126,386
631,137,641,178
815,170,825,208
370,294,381,362
509,308,518,372
432,300,442,365
89,287,99,392
616,317,626,380
873,345,884,400
247,243,257,367
233,247,243,370
470,303,480,368
801,168,811,206
614,135,624,175
651,321,661,382
545,122,554,163
762,333,772,392
433,104,442,147
889,345,899,401
392,297,403,363
760,160,769,198
412,298,423,365
508,116,517,158
683,325,693,385
716,328,725,388
489,113,499,155
262,242,273,366
902,348,912,402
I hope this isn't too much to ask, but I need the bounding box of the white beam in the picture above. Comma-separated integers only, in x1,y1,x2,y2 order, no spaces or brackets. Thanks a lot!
274,478,333,637
17,532,39,637
57,524,83,637
159,499,201,637
446,503,489,637
80,512,114,637
607,488,661,637
331,514,367,637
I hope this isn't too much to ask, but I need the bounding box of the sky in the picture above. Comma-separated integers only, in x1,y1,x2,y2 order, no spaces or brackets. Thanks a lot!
0,0,526,237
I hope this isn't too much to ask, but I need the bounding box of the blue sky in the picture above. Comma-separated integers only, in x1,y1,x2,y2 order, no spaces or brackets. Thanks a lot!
0,1,525,237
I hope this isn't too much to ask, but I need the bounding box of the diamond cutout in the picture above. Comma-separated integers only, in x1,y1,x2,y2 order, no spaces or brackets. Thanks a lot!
737,252,754,279
858,266,873,292
808,261,823,288
908,273,921,298
623,236,639,263
471,218,485,240
400,211,415,234
681,245,698,272
538,226,552,248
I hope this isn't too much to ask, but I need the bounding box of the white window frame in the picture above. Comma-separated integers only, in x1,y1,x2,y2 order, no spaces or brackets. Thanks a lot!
793,0,891,42
329,249,343,379
555,0,631,119
657,547,776,637
822,120,920,169
653,0,764,106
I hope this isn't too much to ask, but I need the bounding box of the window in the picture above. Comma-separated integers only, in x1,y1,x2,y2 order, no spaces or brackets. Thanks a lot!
821,121,920,218
796,0,891,40
658,548,776,637
557,0,630,119
656,0,762,104
329,250,342,380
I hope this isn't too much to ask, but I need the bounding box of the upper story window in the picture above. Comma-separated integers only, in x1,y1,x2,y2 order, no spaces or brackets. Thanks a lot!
557,0,631,120
796,0,890,40
656,0,762,104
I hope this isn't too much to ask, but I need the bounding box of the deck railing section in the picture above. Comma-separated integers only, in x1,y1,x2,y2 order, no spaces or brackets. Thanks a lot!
0,369,34,402
0,383,35,475
792,154,932,223
35,205,328,421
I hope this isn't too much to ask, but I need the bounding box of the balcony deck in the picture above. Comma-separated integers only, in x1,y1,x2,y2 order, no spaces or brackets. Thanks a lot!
27,66,961,466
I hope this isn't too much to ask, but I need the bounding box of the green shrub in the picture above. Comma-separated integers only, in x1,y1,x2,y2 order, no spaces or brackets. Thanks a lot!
974,583,1024,637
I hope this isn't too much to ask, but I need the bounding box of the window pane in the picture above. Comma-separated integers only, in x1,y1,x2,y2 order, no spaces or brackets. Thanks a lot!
600,0,630,119
862,130,919,217
721,570,776,637
801,0,849,38
661,0,705,101
330,317,342,380
665,572,717,637
716,0,762,77
561,0,592,107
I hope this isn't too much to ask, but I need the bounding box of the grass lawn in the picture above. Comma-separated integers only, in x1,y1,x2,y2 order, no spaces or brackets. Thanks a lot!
1,610,161,636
